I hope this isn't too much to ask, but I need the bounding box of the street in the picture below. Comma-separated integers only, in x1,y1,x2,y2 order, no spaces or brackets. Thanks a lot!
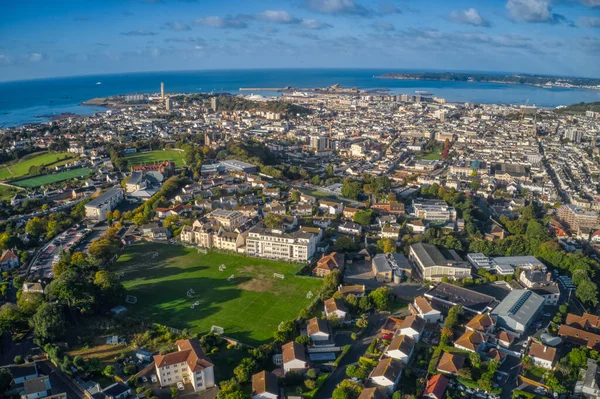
315,313,385,399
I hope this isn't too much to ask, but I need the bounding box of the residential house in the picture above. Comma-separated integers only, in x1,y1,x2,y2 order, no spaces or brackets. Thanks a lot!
8,363,39,384
282,342,308,374
384,335,415,364
324,298,348,320
153,339,215,392
436,352,466,376
454,330,487,353
465,314,495,334
319,201,344,215
519,269,552,288
252,371,279,399
381,226,401,240
565,313,600,331
497,331,516,348
343,207,359,220
559,325,600,351
337,284,366,298
411,296,442,324
312,217,332,229
21,376,51,399
424,374,448,399
0,249,19,270
100,382,131,399
338,222,362,236
578,359,600,398
397,316,425,343
528,342,557,370
22,282,44,294
307,318,332,344
486,348,507,364
357,388,386,399
407,220,427,234
370,358,402,393
313,252,345,277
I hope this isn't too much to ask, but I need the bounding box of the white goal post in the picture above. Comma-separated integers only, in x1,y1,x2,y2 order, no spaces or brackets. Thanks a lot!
273,273,285,279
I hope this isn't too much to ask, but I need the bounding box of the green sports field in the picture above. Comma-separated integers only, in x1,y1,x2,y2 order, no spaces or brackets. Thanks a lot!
114,242,322,345
124,150,186,167
0,151,74,181
13,167,93,188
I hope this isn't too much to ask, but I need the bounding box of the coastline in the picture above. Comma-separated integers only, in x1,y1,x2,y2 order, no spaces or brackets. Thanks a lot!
375,74,600,91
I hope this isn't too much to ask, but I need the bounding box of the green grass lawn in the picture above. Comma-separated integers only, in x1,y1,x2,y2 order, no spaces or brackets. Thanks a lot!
125,150,186,167
12,167,94,188
0,185,21,201
113,242,322,345
0,151,74,181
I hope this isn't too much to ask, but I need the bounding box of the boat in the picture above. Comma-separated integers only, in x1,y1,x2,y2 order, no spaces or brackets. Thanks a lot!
96,82,102,85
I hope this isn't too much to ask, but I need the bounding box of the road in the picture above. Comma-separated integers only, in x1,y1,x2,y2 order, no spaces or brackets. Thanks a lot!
315,313,385,399
38,360,86,399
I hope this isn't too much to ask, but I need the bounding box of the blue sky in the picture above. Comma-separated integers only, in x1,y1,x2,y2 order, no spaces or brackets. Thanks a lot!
1,0,599,81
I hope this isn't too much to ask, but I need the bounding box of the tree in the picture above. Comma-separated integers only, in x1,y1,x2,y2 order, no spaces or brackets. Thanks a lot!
233,357,257,384
469,352,481,369
334,236,357,252
359,295,372,312
17,292,44,316
341,180,362,200
291,191,301,202
457,367,472,380
0,303,25,334
569,347,589,368
30,303,66,344
332,380,362,399
369,287,393,311
321,270,342,300
170,387,179,398
354,210,373,226
217,379,243,399
477,372,494,392
94,271,125,308
377,238,395,253
103,365,116,377
576,279,599,306
263,213,283,229
13,355,23,364
295,335,311,345
25,217,46,239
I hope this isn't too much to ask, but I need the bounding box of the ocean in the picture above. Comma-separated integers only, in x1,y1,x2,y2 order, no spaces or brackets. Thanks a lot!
1,68,599,127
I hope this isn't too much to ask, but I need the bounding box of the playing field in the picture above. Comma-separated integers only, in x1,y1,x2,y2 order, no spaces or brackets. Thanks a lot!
0,151,74,181
125,150,186,167
13,167,93,188
114,242,322,345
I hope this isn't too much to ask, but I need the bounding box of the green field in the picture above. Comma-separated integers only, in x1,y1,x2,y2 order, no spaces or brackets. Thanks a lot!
0,151,74,181
125,150,186,167
114,243,322,345
13,167,93,188
0,186,21,201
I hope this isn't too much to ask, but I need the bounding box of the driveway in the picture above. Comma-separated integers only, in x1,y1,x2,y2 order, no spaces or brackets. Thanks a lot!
315,313,385,399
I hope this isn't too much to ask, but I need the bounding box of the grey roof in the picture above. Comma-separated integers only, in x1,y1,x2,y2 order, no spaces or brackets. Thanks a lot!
86,187,122,208
410,243,468,268
102,382,130,397
373,254,392,274
23,376,50,395
492,256,545,269
128,171,144,185
584,359,599,390
491,289,544,326
8,363,37,379
425,283,498,313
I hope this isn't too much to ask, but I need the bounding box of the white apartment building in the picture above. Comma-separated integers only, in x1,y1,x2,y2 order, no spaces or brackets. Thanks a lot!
84,187,124,222
153,339,215,392
245,226,316,262
207,209,247,231
412,198,455,222
180,220,246,252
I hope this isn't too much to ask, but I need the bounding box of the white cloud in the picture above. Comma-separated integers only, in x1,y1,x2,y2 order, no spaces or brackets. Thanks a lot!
195,15,250,29
301,19,333,29
449,8,491,27
302,0,371,16
580,0,600,7
256,10,299,24
164,22,191,32
28,53,43,62
580,17,600,28
505,0,559,23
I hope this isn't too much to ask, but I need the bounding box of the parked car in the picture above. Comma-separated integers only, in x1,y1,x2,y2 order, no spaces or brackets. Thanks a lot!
151,374,157,383
381,333,393,340
141,376,147,383
177,382,184,391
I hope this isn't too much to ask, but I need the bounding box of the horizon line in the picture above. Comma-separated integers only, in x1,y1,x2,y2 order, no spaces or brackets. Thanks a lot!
1,66,599,85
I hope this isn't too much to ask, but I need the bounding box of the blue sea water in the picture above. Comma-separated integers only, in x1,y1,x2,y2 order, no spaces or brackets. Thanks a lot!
1,68,599,127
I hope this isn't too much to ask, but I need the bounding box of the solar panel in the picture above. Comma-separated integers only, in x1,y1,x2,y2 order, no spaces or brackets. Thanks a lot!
508,291,532,315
